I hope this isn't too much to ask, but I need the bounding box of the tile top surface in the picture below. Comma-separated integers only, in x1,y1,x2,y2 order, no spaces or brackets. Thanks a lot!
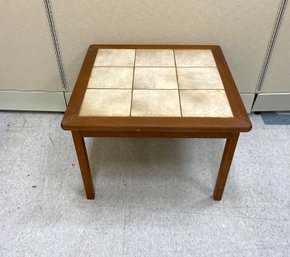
80,48,233,118
135,49,175,67
134,68,178,90
94,49,135,66
174,49,217,67
88,67,133,89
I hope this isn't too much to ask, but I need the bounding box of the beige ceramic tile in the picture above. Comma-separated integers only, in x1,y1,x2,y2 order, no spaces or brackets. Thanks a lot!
134,68,178,89
135,49,175,67
180,90,233,117
88,67,133,89
174,50,216,67
94,49,135,66
79,89,131,116
177,68,224,89
131,90,180,117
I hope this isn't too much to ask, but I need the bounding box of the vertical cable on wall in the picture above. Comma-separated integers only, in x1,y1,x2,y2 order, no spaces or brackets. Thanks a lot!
43,0,68,95
255,0,288,93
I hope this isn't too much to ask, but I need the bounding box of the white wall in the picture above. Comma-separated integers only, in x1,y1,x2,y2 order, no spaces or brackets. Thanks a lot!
1,1,288,111
51,0,280,94
0,1,63,91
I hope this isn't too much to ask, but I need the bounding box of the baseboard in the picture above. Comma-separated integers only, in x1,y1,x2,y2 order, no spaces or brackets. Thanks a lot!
240,93,255,113
64,91,72,104
252,93,290,112
0,91,66,112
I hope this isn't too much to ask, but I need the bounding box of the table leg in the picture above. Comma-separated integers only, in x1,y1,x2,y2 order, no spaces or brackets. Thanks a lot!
72,131,95,199
213,133,239,201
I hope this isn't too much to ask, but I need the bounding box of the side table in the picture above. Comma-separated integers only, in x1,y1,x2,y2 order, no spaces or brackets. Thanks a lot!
61,45,252,200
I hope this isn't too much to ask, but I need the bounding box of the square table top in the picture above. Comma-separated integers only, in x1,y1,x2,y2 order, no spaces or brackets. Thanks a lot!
61,45,252,133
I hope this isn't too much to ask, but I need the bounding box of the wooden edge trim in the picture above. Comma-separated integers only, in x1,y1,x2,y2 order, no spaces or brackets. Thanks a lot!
78,131,232,138
88,44,219,50
62,46,98,119
212,46,252,130
62,115,251,132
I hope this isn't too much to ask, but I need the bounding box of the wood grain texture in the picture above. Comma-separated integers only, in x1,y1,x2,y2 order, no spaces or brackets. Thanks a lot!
72,131,95,199
213,133,239,200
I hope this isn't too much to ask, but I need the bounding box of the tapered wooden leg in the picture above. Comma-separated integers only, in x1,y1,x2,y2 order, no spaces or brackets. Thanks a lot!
213,133,239,201
72,131,95,199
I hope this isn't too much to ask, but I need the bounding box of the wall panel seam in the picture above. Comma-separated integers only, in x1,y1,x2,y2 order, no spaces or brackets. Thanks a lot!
255,0,288,93
43,0,68,92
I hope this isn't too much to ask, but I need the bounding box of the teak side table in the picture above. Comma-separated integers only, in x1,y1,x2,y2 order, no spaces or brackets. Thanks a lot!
61,45,252,201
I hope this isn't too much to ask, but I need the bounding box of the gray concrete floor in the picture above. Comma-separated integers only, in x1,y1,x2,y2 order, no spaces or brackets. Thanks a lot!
0,112,289,257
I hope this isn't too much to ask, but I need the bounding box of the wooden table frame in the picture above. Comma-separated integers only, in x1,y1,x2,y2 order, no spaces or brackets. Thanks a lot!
62,45,252,201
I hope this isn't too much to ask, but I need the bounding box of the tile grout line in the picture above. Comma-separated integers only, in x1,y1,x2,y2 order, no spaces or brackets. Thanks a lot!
173,49,183,117
86,88,226,91
93,65,135,68
93,65,217,68
129,50,137,117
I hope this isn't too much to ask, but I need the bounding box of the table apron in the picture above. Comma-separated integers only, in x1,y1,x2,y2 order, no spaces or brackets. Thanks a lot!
77,131,233,138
